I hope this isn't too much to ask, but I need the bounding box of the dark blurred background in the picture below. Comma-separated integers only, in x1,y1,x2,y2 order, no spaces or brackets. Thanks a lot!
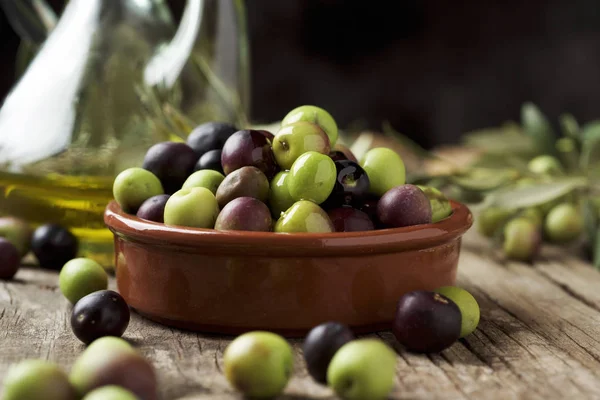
1,0,600,149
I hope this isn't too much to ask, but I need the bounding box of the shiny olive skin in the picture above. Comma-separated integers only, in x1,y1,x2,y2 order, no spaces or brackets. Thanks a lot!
194,149,224,174
327,339,397,400
268,171,296,219
59,258,108,304
31,224,79,270
434,286,480,338
272,121,331,170
417,185,452,223
392,290,461,353
136,194,170,223
327,207,375,232
186,121,238,157
214,197,272,232
321,160,370,209
163,187,220,229
377,184,432,228
303,322,355,383
281,105,339,147
224,331,294,398
71,290,130,344
112,168,164,214
215,166,270,209
360,147,406,197
221,129,280,179
274,201,334,233
288,151,337,205
142,142,198,194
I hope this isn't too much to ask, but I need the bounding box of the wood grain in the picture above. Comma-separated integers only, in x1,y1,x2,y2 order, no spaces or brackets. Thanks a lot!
2,229,600,399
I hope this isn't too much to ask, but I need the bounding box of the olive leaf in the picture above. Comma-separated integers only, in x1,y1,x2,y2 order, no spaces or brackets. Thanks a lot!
462,123,536,155
521,102,557,157
580,123,600,169
481,178,587,210
449,168,520,192
559,113,580,141
556,137,580,173
468,153,531,174
407,173,449,187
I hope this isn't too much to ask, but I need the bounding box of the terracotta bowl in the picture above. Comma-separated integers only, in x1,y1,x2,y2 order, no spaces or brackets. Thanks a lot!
104,200,472,337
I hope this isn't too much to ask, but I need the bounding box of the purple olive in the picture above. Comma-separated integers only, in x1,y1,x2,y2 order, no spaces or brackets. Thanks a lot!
31,224,78,270
215,197,273,232
392,290,461,353
377,184,432,228
327,207,374,232
221,130,280,179
142,142,198,194
71,290,130,344
136,194,170,223
303,322,355,383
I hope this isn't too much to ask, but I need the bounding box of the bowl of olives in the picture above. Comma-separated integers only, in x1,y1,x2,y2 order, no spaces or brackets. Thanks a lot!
104,105,473,336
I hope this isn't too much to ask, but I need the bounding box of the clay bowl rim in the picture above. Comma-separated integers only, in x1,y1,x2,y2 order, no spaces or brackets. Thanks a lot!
104,200,473,257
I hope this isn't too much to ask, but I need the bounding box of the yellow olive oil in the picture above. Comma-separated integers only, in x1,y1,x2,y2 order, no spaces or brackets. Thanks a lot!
0,171,115,268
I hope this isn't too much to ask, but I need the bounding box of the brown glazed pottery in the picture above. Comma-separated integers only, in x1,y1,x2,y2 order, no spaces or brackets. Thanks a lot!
104,200,472,337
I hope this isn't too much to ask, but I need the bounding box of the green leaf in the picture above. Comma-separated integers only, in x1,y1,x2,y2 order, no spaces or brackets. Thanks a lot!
469,154,531,174
556,137,580,173
449,168,520,192
482,178,587,210
462,123,536,155
580,122,600,169
406,173,449,187
581,121,600,141
559,113,580,141
521,102,557,156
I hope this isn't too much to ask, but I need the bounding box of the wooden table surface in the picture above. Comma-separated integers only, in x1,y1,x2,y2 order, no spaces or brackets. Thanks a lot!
2,227,600,400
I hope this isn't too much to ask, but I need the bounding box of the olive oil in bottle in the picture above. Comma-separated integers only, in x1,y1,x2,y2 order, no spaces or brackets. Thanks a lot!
0,172,115,267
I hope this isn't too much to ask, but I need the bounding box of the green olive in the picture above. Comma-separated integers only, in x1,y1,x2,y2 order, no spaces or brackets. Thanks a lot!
3,360,77,400
434,286,480,338
269,171,297,219
417,185,452,223
528,155,565,176
518,207,544,227
503,217,541,261
163,187,220,228
69,337,157,400
224,331,293,398
477,207,513,238
281,105,338,147
544,203,584,243
113,168,164,213
360,148,406,197
59,258,108,304
0,217,32,257
82,386,138,400
181,169,225,195
327,339,396,400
